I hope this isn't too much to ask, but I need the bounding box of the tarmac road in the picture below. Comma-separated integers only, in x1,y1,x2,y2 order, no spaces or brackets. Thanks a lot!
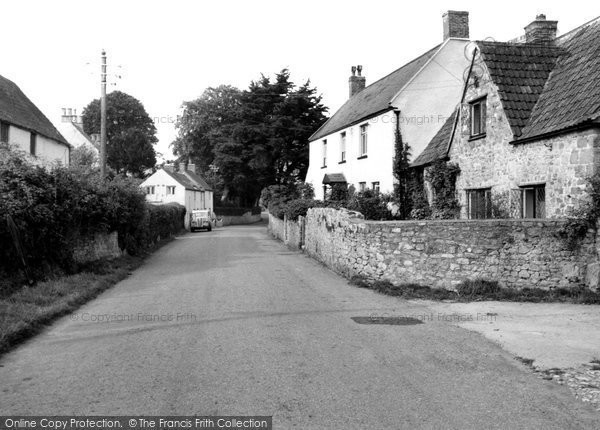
1,222,599,429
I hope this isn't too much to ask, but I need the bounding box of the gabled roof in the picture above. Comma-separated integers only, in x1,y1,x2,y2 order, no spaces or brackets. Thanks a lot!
163,168,212,192
309,44,442,142
72,122,99,150
519,18,600,139
0,74,69,146
477,41,563,138
411,108,457,167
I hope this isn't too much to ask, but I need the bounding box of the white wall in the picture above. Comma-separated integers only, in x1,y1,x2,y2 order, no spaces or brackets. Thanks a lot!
7,124,69,165
305,39,470,200
56,122,98,155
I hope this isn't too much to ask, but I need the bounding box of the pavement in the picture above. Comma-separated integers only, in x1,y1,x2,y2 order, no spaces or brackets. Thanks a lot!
420,300,600,369
1,221,599,429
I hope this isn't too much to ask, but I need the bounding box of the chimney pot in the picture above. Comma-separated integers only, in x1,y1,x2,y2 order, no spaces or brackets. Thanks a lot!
187,163,196,174
348,66,366,98
443,10,469,40
525,14,557,43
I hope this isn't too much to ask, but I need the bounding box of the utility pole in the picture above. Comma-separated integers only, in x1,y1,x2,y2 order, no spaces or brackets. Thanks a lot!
100,49,107,178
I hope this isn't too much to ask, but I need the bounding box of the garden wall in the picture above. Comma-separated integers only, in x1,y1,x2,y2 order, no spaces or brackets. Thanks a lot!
287,208,599,290
268,213,304,250
72,231,122,264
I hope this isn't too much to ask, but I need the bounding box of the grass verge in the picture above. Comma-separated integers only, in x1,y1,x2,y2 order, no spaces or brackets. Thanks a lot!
0,240,172,356
349,275,600,304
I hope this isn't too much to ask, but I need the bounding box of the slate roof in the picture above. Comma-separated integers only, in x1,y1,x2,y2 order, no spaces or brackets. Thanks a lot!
163,168,212,191
477,41,563,138
411,108,458,167
322,173,347,184
309,44,441,142
519,18,600,139
0,74,69,146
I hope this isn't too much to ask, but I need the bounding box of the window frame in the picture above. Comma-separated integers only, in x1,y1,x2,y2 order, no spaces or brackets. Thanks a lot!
0,122,9,143
359,124,368,157
358,182,367,192
469,96,487,139
166,185,176,195
30,132,37,156
372,181,380,193
321,139,327,168
339,132,346,163
520,184,546,218
466,188,492,219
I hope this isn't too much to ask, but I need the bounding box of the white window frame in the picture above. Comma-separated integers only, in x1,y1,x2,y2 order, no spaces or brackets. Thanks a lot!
359,124,368,156
166,185,176,195
340,132,346,162
322,139,327,167
359,182,366,192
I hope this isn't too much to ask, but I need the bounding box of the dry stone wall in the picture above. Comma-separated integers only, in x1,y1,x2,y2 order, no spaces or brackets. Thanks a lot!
300,208,598,290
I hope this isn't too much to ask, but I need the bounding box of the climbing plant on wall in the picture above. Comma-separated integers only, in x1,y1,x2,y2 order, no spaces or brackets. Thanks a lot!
425,160,461,219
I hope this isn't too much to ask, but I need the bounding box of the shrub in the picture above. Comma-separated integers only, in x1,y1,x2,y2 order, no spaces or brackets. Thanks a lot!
346,190,396,220
284,199,322,221
455,279,501,298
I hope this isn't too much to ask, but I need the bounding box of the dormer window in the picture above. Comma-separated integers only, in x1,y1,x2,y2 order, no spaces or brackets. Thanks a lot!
469,97,486,138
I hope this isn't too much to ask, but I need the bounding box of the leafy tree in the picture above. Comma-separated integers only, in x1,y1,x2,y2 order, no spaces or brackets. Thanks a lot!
70,145,98,169
82,91,157,176
175,70,327,207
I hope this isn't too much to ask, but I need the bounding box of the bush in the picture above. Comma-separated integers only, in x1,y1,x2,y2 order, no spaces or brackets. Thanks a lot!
124,203,186,254
346,190,396,220
284,199,321,221
0,146,184,285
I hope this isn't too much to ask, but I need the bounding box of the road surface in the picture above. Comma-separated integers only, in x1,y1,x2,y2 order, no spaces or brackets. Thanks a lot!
1,221,599,429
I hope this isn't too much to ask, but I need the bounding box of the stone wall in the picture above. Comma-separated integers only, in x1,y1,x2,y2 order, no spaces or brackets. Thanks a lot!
302,208,598,290
72,231,122,264
268,213,304,250
218,212,262,226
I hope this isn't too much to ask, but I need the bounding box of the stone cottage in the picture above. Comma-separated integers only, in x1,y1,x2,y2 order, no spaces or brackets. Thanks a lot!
413,14,600,219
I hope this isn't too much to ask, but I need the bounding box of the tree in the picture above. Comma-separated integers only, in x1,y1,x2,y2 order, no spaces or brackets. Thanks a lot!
392,122,413,219
82,91,157,176
175,70,328,207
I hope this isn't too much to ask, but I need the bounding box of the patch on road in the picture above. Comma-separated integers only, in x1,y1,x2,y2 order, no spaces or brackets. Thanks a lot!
351,316,424,326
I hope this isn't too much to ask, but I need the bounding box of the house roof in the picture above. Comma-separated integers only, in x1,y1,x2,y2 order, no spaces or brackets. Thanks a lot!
477,41,563,138
163,167,212,192
72,122,99,150
519,18,600,139
309,44,442,142
322,173,347,184
411,108,458,167
0,74,69,146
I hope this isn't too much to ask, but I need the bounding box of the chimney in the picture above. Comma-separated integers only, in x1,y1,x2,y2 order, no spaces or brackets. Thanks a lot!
61,107,81,124
525,14,558,43
443,11,469,40
187,163,197,174
178,160,188,173
164,164,174,172
349,65,366,98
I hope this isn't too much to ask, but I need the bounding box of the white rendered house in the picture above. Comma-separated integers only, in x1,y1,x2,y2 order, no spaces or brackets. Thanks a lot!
140,163,213,229
0,74,70,165
305,11,471,199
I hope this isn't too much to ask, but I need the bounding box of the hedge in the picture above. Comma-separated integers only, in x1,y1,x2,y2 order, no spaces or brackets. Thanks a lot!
0,146,185,287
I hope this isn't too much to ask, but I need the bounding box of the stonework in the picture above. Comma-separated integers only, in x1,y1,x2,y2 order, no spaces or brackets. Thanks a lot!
447,58,600,218
295,208,598,290
72,231,121,264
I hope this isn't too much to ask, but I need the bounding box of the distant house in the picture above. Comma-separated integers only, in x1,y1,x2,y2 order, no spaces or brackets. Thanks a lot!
140,163,213,229
0,74,70,165
415,14,600,219
56,108,99,159
305,11,472,200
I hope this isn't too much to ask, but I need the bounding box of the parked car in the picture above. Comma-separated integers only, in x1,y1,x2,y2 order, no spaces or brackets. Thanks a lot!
190,209,216,232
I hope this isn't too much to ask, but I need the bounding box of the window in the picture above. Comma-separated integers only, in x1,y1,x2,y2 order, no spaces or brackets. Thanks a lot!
30,133,37,156
359,182,366,192
372,182,380,193
340,132,346,162
0,122,9,143
322,140,327,168
521,185,545,218
166,186,176,195
467,188,492,219
359,124,368,157
146,186,155,195
470,97,486,137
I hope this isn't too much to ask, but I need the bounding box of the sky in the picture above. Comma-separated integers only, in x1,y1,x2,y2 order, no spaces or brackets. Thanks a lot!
1,0,598,161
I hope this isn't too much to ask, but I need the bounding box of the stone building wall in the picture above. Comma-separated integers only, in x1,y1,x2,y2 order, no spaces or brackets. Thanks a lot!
447,56,599,218
302,208,598,290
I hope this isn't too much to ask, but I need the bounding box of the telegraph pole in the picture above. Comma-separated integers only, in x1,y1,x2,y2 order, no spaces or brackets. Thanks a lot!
100,49,107,178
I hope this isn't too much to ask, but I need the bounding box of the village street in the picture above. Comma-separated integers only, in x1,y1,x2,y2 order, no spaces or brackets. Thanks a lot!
0,221,599,429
